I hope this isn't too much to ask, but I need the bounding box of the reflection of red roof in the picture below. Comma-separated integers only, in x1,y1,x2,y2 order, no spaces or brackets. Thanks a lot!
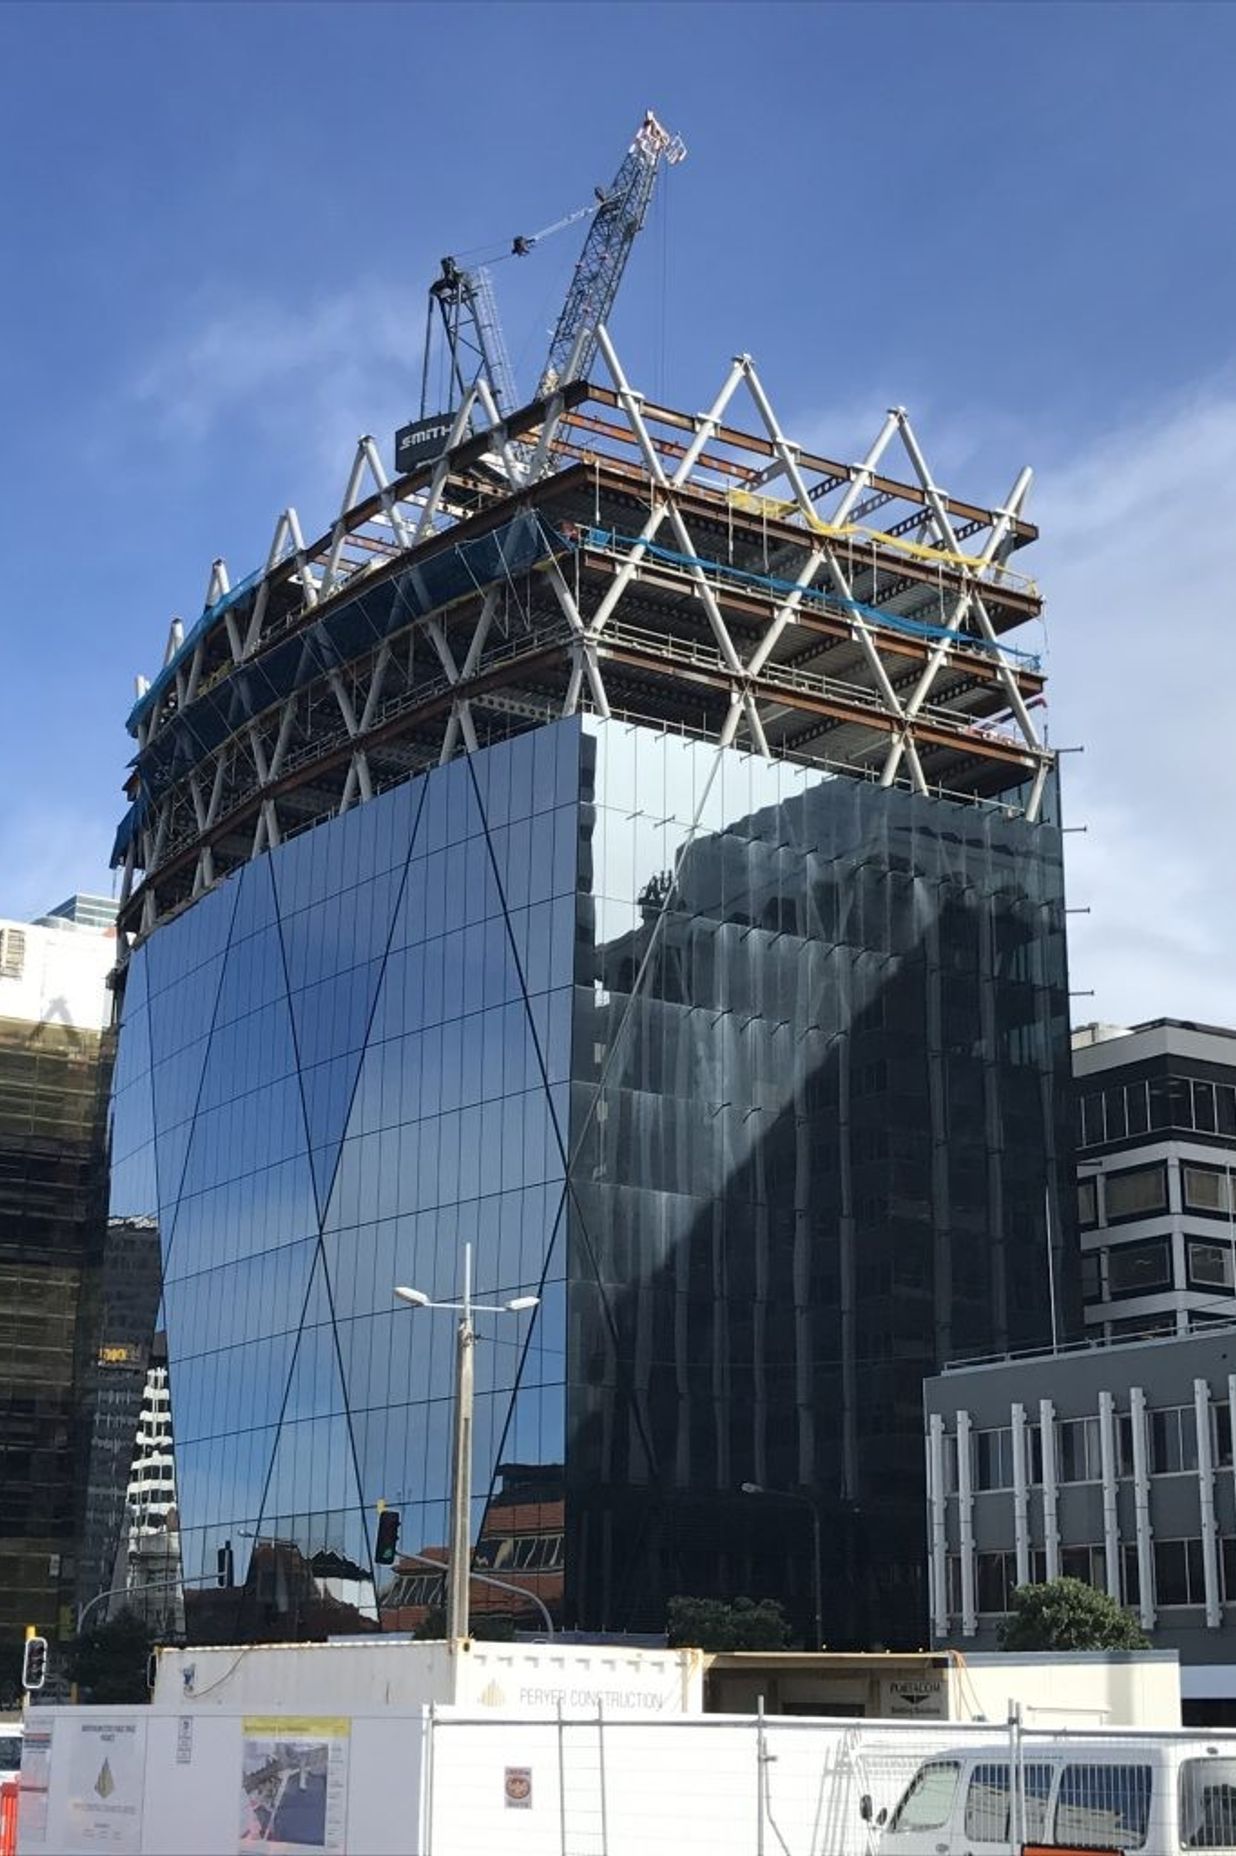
481,1499,563,1537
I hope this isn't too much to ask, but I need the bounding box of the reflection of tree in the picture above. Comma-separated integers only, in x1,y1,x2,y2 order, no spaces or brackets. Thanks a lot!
567,757,1074,1647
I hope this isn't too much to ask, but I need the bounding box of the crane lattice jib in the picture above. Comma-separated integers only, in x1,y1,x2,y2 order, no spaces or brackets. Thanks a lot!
537,112,685,399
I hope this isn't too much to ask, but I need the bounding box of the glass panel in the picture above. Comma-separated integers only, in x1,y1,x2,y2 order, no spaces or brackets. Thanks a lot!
1107,1241,1171,1295
1180,1758,1236,1849
1105,1165,1168,1220
1184,1166,1230,1214
1054,1765,1152,1850
891,1763,961,1833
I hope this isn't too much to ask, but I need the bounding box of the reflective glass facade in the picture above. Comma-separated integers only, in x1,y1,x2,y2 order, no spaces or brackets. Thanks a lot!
110,717,1074,1646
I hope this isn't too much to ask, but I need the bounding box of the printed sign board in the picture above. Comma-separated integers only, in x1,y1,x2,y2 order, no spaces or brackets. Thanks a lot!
395,415,454,475
239,1715,349,1854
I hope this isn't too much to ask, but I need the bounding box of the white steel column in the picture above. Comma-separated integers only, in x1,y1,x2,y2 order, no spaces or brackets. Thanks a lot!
1011,1402,1031,1589
1195,1377,1222,1628
927,1414,949,1640
1130,1386,1156,1630
956,1408,977,1637
1098,1391,1121,1602
1038,1398,1060,1581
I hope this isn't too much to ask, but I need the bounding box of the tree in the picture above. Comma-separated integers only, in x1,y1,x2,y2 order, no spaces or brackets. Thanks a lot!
998,1577,1149,1652
65,1610,156,1704
666,1595,791,1651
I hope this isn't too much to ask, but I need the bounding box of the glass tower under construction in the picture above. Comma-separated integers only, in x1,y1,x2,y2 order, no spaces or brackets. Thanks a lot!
106,342,1076,1645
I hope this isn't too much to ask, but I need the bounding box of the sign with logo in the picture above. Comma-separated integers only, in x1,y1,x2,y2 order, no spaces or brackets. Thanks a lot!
882,1676,946,1719
395,414,454,475
504,1767,533,1810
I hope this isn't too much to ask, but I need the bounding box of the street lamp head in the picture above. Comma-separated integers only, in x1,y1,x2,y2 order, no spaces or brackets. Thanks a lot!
394,1286,431,1307
740,1481,764,1495
505,1295,540,1312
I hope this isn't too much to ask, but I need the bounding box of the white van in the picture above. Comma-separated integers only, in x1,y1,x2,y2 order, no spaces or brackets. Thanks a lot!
869,1736,1236,1853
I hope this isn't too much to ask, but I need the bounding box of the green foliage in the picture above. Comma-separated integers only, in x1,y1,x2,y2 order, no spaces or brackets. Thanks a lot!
666,1594,792,1651
413,1605,517,1643
65,1610,156,1703
998,1577,1150,1652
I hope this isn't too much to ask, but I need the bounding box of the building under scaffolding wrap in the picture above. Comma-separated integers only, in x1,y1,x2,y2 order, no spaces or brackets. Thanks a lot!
105,331,1077,1647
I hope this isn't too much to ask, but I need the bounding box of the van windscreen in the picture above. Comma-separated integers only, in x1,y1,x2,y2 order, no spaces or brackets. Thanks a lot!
888,1761,961,1834
1181,1759,1236,1849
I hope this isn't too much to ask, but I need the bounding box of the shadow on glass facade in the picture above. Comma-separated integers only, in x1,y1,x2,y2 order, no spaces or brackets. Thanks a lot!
567,725,1075,1646
109,716,1074,1646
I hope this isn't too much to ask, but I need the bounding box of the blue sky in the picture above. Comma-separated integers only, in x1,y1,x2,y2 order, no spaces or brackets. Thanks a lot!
3,1,1234,1023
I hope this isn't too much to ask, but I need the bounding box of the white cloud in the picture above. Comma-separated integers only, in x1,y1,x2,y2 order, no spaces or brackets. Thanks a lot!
1032,386,1236,1029
130,279,421,526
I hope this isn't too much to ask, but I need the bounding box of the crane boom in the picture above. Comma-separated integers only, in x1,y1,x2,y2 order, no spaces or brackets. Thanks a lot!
536,111,685,398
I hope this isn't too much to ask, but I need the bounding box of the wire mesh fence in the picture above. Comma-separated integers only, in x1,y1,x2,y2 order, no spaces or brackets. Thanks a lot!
425,1709,1236,1856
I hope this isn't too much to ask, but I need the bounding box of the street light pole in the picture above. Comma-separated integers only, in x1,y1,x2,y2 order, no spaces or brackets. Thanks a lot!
394,1244,538,1644
740,1482,823,1650
447,1247,474,1643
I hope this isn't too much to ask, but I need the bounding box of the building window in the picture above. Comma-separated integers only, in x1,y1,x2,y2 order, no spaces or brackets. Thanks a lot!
941,1433,958,1494
1080,1092,1105,1148
946,1554,962,1615
1107,1240,1171,1297
1193,1081,1218,1134
976,1550,1019,1613
1150,1076,1193,1133
1215,1405,1233,1470
1109,1311,1177,1340
1126,1080,1150,1135
1078,1178,1098,1229
1057,1417,1101,1483
1148,1406,1198,1475
1218,1086,1236,1138
1154,1537,1206,1607
1105,1164,1168,1222
1182,1165,1233,1216
0,927,25,980
1081,1251,1102,1301
1060,1544,1107,1589
1188,1240,1235,1291
1212,1536,1236,1603
974,1428,1013,1490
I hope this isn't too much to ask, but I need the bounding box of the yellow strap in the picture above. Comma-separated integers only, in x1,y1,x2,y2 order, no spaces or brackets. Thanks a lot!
726,488,1037,594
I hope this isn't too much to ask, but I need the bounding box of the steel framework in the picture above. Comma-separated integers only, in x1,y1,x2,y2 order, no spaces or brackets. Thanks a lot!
114,332,1051,945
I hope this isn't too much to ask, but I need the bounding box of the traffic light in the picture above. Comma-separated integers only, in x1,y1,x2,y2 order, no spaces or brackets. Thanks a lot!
216,1540,235,1588
375,1508,401,1565
22,1633,48,1692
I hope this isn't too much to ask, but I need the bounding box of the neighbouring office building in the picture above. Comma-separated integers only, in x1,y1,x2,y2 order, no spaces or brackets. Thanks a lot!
0,902,114,1646
106,342,1075,1646
1074,1019,1236,1340
924,1324,1236,1720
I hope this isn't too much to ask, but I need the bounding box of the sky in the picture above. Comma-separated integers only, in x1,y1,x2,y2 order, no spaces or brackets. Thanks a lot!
1,0,1233,1028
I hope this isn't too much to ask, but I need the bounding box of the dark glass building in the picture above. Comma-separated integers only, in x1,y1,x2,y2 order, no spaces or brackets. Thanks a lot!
107,354,1075,1645
108,715,1074,1646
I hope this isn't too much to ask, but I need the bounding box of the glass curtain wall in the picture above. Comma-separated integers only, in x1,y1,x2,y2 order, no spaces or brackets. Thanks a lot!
566,721,1074,1646
109,715,1073,1647
109,727,577,1639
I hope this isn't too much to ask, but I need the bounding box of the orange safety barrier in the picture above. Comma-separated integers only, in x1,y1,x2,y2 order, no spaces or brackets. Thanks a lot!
0,1778,17,1856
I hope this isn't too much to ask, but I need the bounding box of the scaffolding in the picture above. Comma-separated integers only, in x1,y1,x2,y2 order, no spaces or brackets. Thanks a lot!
114,331,1051,944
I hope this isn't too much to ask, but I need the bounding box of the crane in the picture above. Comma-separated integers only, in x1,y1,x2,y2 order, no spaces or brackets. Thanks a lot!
536,110,685,398
400,111,684,473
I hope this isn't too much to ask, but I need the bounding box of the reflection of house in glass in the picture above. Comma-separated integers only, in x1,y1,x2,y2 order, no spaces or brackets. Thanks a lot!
107,363,1073,1649
381,1464,564,1632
